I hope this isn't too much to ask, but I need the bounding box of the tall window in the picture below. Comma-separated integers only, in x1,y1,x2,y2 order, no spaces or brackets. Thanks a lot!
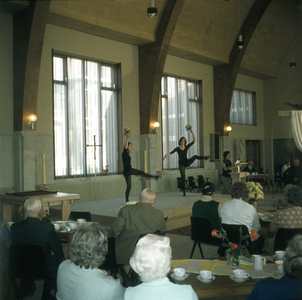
161,76,201,170
230,89,256,125
53,53,118,178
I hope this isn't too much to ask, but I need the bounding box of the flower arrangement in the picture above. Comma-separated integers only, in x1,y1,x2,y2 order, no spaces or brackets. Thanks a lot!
41,209,58,223
246,181,264,201
124,127,130,135
212,228,257,267
185,124,192,131
103,165,109,175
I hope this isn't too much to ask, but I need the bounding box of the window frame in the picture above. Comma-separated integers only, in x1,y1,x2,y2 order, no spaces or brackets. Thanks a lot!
52,51,120,179
230,88,257,126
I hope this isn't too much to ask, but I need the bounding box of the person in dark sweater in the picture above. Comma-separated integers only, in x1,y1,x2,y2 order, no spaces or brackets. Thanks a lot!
191,182,221,230
163,128,209,196
284,159,302,187
11,197,64,300
122,132,159,202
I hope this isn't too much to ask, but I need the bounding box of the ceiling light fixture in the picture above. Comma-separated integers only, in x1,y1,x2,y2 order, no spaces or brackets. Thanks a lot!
290,58,296,68
237,0,244,49
237,35,244,49
147,0,157,18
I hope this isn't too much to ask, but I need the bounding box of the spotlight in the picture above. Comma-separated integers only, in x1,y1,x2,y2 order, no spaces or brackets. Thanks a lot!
237,35,244,49
147,0,157,17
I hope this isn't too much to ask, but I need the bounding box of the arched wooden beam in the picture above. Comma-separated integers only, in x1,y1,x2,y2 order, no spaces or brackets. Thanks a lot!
139,0,185,134
13,0,50,131
214,0,272,136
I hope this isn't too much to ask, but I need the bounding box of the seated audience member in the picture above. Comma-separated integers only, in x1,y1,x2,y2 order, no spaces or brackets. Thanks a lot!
191,182,221,230
11,197,64,300
56,224,124,300
110,188,166,265
265,185,302,253
247,234,302,300
0,218,11,300
282,160,291,177
124,234,198,300
244,160,257,174
285,159,302,187
220,182,264,253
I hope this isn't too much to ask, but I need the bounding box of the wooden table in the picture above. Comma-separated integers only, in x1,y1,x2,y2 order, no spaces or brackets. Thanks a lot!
246,174,275,195
169,258,276,299
0,191,80,223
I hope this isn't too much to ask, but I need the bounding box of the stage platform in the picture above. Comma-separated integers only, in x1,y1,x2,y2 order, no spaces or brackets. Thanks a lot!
70,190,231,231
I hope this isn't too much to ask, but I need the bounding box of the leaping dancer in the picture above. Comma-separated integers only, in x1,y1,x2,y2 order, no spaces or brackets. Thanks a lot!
163,126,209,196
122,129,159,202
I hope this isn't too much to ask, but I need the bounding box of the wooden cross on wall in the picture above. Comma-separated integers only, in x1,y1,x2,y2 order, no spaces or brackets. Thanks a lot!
87,135,102,201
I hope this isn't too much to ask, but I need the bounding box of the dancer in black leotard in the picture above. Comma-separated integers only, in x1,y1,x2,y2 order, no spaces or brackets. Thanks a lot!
163,129,209,196
122,133,159,202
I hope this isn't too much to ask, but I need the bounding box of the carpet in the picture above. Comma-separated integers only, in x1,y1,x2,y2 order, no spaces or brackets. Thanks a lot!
166,225,191,237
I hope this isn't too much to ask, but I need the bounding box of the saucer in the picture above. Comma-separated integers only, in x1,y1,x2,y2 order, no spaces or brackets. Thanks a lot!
171,273,189,281
230,274,248,283
197,275,215,283
273,255,284,260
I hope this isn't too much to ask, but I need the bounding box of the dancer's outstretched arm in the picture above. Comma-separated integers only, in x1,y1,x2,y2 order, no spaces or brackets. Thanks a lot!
163,152,171,161
124,133,130,149
190,129,196,143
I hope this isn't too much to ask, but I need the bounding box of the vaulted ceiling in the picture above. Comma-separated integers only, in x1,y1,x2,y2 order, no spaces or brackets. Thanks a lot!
1,0,302,79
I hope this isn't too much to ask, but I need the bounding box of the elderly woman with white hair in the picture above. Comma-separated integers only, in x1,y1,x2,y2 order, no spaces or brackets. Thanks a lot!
56,223,124,300
247,234,302,300
124,234,198,300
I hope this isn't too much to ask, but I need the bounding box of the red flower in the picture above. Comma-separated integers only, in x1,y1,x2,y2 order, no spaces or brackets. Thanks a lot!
272,196,275,199
231,243,238,250
55,209,58,213
251,229,257,240
45,210,48,212
211,229,218,237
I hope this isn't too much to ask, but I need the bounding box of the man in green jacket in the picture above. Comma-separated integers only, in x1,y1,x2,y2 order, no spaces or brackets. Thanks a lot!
110,188,166,265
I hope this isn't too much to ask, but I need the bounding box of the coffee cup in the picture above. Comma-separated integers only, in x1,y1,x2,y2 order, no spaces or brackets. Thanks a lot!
54,223,61,231
233,269,249,279
253,255,266,271
173,268,186,278
199,270,213,280
275,251,285,260
69,222,77,230
275,260,283,267
77,218,86,225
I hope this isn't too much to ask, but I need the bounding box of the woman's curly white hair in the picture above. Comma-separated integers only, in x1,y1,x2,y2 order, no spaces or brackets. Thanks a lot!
130,234,171,282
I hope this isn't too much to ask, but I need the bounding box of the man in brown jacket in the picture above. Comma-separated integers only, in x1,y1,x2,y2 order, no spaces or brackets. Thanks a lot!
110,188,166,265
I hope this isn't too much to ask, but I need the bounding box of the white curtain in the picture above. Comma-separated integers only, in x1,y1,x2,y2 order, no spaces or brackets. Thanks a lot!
68,58,84,176
291,111,302,151
162,77,200,170
230,90,254,125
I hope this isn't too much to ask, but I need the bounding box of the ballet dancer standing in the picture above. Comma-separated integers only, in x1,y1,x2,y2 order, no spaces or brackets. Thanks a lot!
163,128,209,196
122,132,159,202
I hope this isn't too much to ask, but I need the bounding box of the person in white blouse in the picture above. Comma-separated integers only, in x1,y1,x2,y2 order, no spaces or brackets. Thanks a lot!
282,161,290,177
220,182,264,253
